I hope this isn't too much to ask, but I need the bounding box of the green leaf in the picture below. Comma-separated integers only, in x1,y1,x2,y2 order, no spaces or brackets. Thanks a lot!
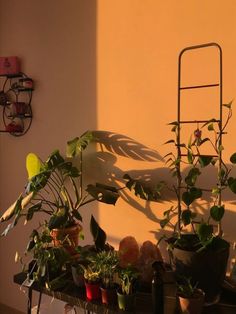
228,177,236,194
196,223,213,242
187,150,193,164
46,150,65,170
210,205,225,222
201,119,217,128
207,123,214,131
26,153,42,179
48,212,68,230
230,153,236,164
182,187,202,206
26,202,42,221
90,215,106,251
198,155,213,167
185,168,201,186
72,209,82,222
212,187,220,195
199,138,210,146
26,171,50,193
66,131,93,158
181,209,192,226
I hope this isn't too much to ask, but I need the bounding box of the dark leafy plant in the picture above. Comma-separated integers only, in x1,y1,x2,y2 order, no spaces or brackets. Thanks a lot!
160,101,235,250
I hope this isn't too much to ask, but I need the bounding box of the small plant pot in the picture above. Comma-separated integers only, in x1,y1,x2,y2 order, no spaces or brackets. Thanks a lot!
85,281,101,301
50,224,82,255
117,290,136,311
100,286,117,305
178,289,205,314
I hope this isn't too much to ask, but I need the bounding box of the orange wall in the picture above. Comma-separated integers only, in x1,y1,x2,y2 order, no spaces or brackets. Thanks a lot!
0,0,236,311
96,0,236,247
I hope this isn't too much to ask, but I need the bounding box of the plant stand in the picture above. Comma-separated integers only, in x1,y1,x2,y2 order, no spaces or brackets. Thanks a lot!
173,42,229,304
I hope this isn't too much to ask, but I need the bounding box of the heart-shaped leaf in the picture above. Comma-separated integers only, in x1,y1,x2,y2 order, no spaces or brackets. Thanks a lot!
182,188,202,206
230,153,236,164
210,205,225,222
181,209,192,226
198,155,213,167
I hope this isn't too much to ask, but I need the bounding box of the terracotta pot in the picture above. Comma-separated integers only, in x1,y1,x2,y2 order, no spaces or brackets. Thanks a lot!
178,289,205,314
100,286,117,305
85,281,101,301
117,290,136,311
50,224,82,255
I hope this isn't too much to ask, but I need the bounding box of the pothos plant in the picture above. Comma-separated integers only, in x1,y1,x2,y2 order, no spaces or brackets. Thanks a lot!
160,101,236,250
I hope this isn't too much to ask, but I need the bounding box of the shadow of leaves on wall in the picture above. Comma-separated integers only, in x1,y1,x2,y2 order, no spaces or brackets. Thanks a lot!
85,130,236,243
92,130,163,162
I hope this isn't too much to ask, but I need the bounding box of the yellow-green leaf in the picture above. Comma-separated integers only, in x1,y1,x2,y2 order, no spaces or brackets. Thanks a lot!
26,153,41,179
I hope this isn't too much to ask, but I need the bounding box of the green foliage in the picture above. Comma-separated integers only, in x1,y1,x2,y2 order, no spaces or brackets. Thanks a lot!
118,265,139,295
90,215,107,251
90,250,119,288
159,101,235,250
25,226,71,289
177,277,198,298
0,131,120,234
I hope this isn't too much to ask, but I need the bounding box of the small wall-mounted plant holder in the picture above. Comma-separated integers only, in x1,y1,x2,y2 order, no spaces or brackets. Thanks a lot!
0,56,34,136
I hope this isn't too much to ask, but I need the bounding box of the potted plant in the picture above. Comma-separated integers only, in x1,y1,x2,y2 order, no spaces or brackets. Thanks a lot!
20,225,71,290
0,131,120,256
177,277,205,314
124,103,235,304
0,132,119,290
79,262,101,301
94,250,119,305
117,265,139,311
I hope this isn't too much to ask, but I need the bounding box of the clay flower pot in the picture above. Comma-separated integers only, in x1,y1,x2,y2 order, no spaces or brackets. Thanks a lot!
100,286,117,305
50,223,82,255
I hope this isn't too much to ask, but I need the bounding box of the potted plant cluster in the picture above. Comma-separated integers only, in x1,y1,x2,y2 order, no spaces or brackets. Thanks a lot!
95,250,119,305
0,131,120,287
177,277,205,314
124,102,236,304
